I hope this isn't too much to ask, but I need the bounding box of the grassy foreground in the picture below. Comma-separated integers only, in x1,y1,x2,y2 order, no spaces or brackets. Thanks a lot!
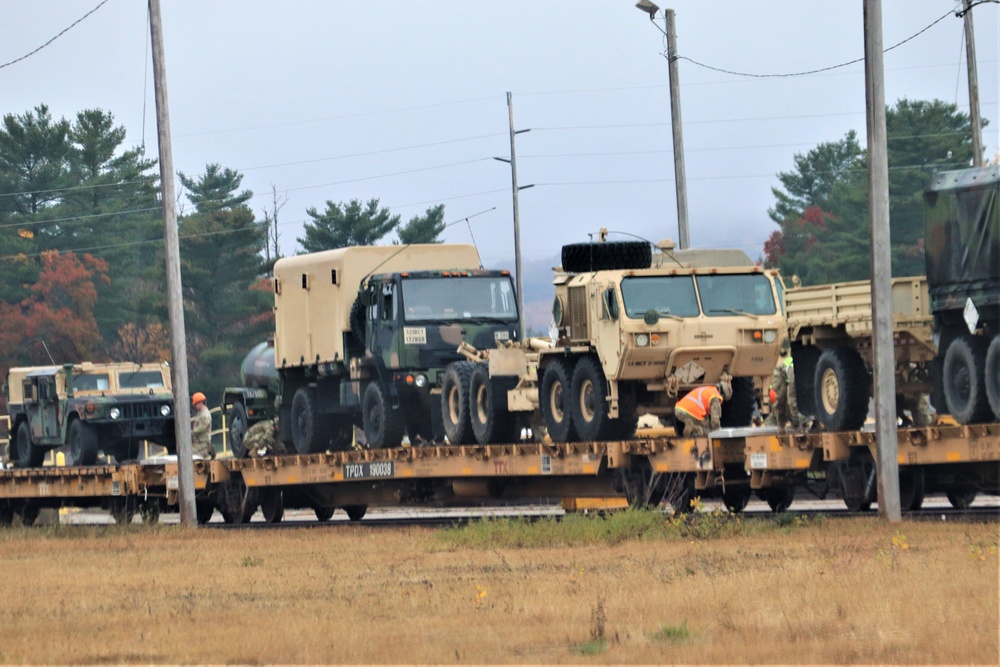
0,510,996,664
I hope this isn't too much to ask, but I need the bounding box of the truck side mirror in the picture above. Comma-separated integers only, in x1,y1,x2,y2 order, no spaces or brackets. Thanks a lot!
603,288,619,321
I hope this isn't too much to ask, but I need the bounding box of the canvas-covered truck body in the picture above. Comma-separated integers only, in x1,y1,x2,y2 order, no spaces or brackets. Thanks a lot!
444,239,786,446
2,361,174,467
924,166,1000,423
232,244,521,457
785,277,935,431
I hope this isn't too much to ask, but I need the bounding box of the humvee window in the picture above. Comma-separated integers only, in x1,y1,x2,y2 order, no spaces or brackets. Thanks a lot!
74,374,111,391
697,273,777,316
402,276,518,322
621,275,699,319
119,370,165,389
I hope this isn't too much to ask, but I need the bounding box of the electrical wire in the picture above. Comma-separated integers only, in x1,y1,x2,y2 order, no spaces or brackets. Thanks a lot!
0,0,111,70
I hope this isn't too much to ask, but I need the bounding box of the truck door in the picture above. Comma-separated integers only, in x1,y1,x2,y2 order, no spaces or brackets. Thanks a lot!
38,376,61,442
368,281,400,370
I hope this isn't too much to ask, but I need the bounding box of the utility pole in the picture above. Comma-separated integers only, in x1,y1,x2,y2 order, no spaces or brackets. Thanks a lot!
863,0,901,522
963,0,984,166
494,92,532,343
149,0,197,525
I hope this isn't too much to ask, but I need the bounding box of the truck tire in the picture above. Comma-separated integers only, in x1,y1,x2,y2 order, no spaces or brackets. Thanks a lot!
68,419,99,466
15,421,45,468
943,334,992,424
720,377,756,427
790,343,821,416
985,334,1000,421
291,387,326,454
469,363,518,445
540,358,578,442
363,382,405,449
561,241,651,273
813,347,870,432
570,356,618,441
441,361,476,445
228,403,249,458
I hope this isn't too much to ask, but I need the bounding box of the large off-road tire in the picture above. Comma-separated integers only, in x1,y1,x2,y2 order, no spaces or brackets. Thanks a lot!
363,383,405,449
942,334,992,424
540,358,577,442
228,403,249,459
790,343,821,416
470,363,518,445
441,362,477,445
291,387,325,454
982,334,1000,421
814,347,870,432
15,421,45,468
68,419,99,466
571,356,620,441
561,241,652,273
720,377,756,428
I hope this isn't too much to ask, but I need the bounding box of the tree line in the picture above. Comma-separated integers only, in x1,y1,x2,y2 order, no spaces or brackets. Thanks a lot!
0,104,446,411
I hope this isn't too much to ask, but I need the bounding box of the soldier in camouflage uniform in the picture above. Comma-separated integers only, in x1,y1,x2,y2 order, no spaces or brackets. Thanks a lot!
766,342,807,433
190,392,215,459
244,418,287,457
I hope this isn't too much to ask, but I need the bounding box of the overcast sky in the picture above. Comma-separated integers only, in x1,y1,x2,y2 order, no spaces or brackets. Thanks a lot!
2,1,998,275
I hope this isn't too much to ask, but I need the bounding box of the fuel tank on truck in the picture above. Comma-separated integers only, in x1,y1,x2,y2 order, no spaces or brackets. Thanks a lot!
241,341,280,395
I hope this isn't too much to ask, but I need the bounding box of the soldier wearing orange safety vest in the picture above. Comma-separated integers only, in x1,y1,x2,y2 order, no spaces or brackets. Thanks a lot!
674,382,731,438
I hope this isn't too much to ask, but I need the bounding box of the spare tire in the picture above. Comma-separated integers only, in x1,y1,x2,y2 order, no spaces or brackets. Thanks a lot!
561,241,651,273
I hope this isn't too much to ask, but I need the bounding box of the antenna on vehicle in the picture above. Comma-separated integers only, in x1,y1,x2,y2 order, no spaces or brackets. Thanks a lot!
39,340,55,365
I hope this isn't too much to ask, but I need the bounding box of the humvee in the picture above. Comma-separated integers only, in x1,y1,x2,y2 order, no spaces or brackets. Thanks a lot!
3,361,175,467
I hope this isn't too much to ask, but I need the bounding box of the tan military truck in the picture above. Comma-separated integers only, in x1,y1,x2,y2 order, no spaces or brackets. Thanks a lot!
785,276,934,431
447,238,786,443
3,361,175,467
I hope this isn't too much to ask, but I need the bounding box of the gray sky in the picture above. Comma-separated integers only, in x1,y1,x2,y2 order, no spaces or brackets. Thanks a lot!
2,0,998,276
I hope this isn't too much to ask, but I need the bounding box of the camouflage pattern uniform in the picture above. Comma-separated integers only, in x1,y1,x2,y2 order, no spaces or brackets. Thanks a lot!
191,403,215,459
897,393,935,428
766,353,805,432
244,419,287,457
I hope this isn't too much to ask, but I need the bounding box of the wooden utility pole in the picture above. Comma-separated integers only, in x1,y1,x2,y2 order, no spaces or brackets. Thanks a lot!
495,92,531,343
963,0,984,166
665,9,690,250
149,0,197,525
863,0,901,522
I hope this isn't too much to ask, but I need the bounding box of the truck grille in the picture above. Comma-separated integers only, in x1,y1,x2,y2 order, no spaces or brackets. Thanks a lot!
568,286,589,342
118,401,171,420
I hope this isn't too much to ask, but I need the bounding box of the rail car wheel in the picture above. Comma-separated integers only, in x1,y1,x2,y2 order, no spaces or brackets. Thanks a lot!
571,356,618,442
228,403,250,459
291,387,326,454
839,452,876,512
68,419,99,466
720,377,756,428
764,484,795,513
722,484,752,513
441,362,476,445
470,364,518,445
259,489,284,524
0,506,14,526
561,241,652,273
16,422,45,468
18,502,40,527
110,497,136,524
363,383,405,449
139,501,160,525
946,486,978,509
985,334,1000,421
218,477,258,525
814,347,870,432
540,358,577,442
944,334,993,424
314,506,335,522
898,468,926,511
344,505,367,522
195,501,215,524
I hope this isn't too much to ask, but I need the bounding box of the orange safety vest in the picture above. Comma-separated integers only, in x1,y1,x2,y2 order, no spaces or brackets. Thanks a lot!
675,385,722,421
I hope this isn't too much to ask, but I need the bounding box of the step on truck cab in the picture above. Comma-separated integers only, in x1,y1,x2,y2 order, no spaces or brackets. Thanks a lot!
3,361,175,467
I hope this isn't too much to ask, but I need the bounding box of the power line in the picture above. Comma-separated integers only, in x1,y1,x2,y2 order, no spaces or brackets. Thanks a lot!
0,0,111,70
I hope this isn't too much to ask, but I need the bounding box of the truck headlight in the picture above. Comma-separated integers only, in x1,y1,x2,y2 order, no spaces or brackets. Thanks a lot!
635,333,649,347
109,407,121,420
414,374,429,388
160,404,172,417
763,330,777,344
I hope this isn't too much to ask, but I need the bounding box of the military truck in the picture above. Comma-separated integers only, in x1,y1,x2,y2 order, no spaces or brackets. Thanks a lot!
785,166,1000,431
3,361,175,467
226,244,521,457
446,238,787,444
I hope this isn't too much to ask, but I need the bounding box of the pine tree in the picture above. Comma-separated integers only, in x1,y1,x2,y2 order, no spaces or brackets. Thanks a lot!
397,204,446,245
298,198,400,252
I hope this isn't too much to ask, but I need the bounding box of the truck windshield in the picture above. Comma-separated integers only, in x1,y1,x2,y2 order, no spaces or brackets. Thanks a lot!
620,276,700,318
119,370,166,389
401,276,518,322
697,273,777,316
74,374,110,391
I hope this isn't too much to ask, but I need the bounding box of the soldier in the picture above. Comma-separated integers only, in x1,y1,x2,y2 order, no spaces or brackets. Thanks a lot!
766,341,807,433
244,418,287,457
674,382,731,438
190,392,215,459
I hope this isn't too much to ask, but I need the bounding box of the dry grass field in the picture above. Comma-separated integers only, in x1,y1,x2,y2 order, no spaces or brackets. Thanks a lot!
0,510,996,665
